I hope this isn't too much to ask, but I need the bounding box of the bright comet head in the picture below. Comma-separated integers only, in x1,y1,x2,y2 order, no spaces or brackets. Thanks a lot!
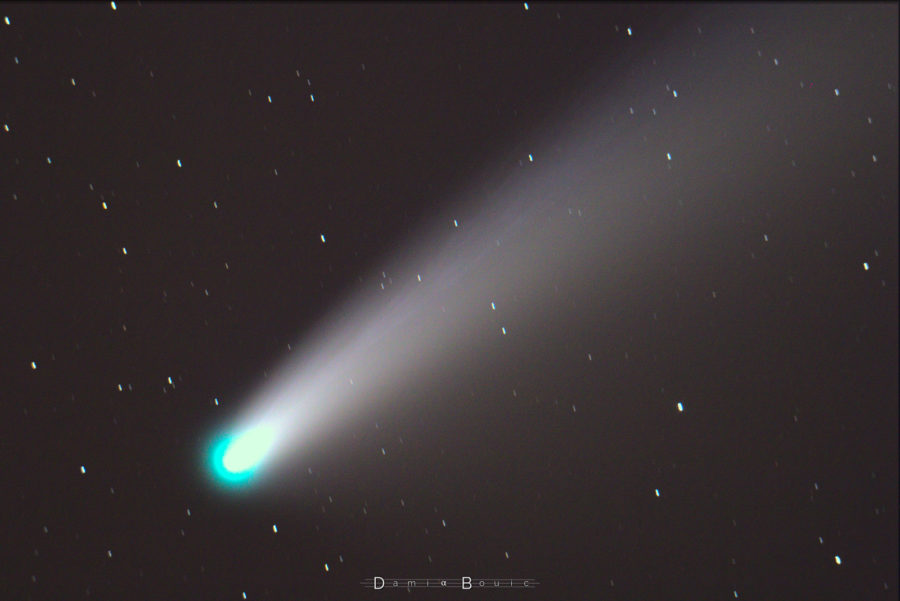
208,424,277,486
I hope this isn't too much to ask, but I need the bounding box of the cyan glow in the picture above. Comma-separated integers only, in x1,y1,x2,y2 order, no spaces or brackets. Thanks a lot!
208,424,276,486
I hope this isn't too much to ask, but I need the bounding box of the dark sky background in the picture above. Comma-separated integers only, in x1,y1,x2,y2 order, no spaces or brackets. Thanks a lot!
3,3,897,600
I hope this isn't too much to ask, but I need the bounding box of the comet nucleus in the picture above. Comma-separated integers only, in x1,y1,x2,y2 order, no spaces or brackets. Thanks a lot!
209,424,277,486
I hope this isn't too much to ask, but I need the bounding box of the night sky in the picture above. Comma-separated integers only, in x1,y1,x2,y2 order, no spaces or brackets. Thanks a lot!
3,3,898,600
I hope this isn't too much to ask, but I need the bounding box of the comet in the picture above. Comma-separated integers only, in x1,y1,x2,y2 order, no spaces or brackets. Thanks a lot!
202,5,850,492
209,423,279,486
